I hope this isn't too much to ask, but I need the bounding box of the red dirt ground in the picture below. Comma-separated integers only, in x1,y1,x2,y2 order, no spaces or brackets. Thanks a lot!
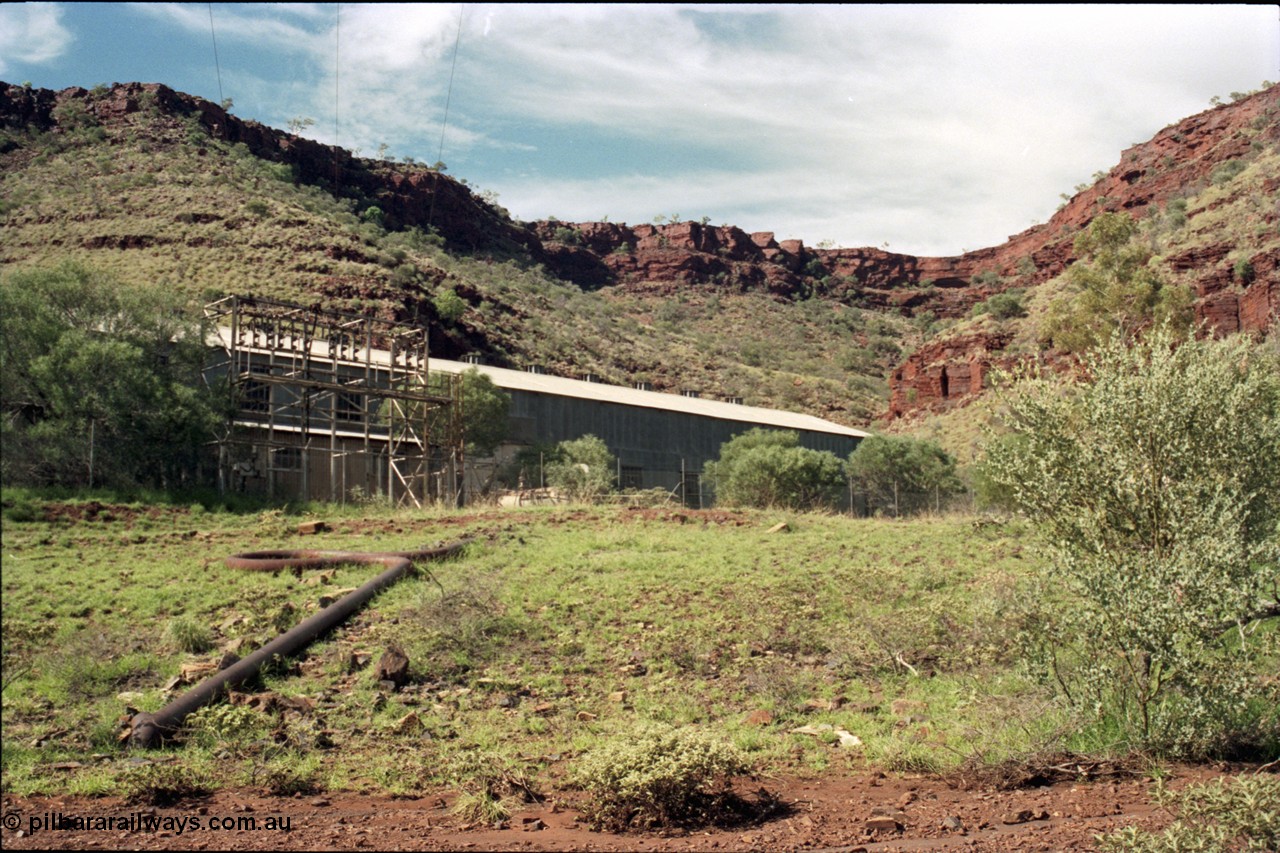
2,764,1248,851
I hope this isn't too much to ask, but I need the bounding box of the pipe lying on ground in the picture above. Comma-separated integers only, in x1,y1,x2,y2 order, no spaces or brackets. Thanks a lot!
129,539,471,748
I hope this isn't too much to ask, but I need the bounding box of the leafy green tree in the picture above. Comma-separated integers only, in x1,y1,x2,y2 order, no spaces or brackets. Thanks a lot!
545,435,615,502
0,262,224,489
455,368,510,457
1044,213,1193,352
846,434,962,516
984,328,1280,755
411,368,510,458
432,287,467,324
705,428,846,511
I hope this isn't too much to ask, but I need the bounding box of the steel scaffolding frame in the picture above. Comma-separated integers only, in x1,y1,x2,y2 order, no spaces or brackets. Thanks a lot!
203,296,462,507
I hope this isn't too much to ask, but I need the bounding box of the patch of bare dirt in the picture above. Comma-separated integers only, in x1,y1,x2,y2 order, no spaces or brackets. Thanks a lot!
2,765,1247,851
39,501,191,526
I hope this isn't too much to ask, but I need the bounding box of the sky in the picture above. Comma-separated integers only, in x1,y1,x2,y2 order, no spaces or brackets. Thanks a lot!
2,4,1277,256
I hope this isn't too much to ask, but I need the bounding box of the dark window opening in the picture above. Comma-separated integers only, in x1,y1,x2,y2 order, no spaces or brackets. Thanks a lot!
242,365,270,414
272,446,302,470
336,390,365,422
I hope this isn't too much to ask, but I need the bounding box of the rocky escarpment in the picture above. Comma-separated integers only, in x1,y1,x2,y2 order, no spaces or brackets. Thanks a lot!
533,86,1279,328
884,87,1280,419
0,82,536,256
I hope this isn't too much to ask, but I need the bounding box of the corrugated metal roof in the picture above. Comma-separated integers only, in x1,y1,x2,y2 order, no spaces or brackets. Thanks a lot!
433,359,871,440
211,326,869,441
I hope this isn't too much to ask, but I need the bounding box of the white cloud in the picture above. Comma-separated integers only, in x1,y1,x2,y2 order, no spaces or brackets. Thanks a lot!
101,4,1280,254
0,4,73,76
455,4,1278,253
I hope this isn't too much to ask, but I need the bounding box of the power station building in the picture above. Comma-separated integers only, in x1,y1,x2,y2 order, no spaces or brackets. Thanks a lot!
430,358,869,506
206,297,868,506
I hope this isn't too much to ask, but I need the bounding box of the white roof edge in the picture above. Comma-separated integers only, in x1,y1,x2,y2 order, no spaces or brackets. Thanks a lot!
209,326,869,440
436,359,871,440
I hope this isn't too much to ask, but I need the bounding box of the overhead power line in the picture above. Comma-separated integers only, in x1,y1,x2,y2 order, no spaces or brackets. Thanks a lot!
429,4,465,230
208,4,225,106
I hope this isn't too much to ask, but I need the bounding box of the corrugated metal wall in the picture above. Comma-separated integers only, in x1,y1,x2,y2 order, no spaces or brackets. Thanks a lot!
508,390,861,504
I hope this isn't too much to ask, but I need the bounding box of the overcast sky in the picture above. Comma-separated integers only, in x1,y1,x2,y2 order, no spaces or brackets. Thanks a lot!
3,4,1277,256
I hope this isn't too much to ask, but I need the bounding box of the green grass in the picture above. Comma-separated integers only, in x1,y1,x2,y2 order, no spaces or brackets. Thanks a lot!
2,497,1056,797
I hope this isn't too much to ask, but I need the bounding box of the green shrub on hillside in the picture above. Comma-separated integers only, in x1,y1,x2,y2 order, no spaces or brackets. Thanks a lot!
1098,775,1280,852
1043,213,1193,353
970,290,1027,321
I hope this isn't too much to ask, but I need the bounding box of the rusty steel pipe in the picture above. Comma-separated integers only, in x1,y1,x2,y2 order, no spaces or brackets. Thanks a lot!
129,539,471,748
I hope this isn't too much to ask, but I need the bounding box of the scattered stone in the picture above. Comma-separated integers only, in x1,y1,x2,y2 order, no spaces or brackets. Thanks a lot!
375,646,410,687
1002,809,1041,825
789,723,833,736
607,690,628,704
885,696,926,712
575,710,597,722
116,691,144,704
836,730,863,748
532,702,556,716
179,660,219,682
865,815,902,833
766,521,790,534
280,694,315,714
302,570,336,586
394,711,422,734
297,520,328,535
941,815,965,832
745,709,775,726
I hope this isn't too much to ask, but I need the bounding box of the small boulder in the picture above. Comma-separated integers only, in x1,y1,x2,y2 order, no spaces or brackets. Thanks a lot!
375,646,410,687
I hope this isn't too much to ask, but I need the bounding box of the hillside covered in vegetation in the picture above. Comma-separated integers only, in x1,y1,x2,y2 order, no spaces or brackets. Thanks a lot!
2,81,1276,431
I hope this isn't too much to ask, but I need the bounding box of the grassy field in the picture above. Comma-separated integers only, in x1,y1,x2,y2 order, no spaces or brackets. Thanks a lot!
0,493,1082,803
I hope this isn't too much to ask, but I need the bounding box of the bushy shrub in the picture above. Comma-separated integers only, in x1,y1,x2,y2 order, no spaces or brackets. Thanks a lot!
1042,213,1193,353
432,287,467,323
705,429,845,511
970,290,1027,320
118,763,211,805
1234,258,1256,284
185,704,267,749
1098,775,1279,852
545,435,615,502
847,434,963,517
575,723,748,830
444,751,539,824
985,328,1280,756
1210,159,1247,186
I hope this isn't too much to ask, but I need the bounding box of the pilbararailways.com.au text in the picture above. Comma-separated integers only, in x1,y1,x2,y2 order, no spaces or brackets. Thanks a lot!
9,810,292,836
